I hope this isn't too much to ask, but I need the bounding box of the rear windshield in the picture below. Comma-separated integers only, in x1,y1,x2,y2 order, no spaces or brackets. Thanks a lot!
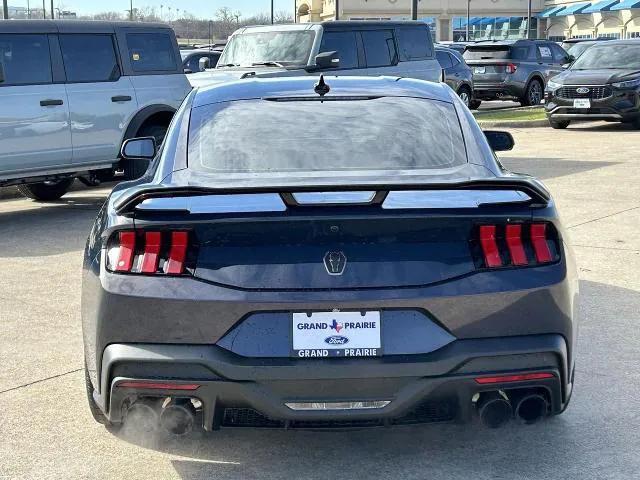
188,97,467,176
464,45,531,61
571,44,640,70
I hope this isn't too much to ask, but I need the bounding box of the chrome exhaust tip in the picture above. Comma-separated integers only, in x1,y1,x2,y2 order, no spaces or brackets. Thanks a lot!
125,400,159,433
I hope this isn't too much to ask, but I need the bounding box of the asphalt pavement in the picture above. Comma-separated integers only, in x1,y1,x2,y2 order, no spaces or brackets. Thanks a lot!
1,121,639,479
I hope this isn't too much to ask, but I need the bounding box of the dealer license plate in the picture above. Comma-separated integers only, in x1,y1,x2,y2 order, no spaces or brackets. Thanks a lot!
573,98,590,109
474,66,486,74
292,311,382,358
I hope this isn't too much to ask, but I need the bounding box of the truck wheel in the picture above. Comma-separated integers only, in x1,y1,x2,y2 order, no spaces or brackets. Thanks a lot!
85,366,112,426
16,178,74,202
549,119,570,129
468,99,482,110
457,86,472,108
521,79,543,106
123,123,168,180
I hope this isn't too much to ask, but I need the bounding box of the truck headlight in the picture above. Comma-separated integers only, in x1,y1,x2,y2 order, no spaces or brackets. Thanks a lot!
611,78,640,89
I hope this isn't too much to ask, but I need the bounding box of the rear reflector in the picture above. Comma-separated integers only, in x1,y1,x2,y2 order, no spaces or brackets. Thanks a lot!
114,231,136,272
479,225,502,267
475,372,554,384
505,224,527,266
531,223,553,263
116,381,200,390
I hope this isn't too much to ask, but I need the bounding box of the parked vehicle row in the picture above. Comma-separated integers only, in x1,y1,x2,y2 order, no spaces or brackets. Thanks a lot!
0,20,191,200
545,40,640,129
435,45,474,108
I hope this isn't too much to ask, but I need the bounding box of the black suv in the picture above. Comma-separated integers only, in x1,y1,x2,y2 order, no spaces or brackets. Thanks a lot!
464,40,571,107
545,40,640,129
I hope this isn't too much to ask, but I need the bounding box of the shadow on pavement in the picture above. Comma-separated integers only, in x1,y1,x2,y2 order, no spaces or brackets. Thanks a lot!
499,157,619,180
0,193,107,258
110,279,640,480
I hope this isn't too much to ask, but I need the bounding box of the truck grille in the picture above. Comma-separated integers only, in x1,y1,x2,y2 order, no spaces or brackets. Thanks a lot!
556,86,612,100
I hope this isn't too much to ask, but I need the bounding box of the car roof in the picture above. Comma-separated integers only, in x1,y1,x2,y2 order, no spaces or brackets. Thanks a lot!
581,39,640,47
0,19,171,34
469,39,545,47
192,76,453,108
234,20,430,34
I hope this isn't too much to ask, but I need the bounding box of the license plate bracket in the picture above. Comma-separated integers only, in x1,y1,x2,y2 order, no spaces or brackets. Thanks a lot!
474,66,486,74
291,311,382,358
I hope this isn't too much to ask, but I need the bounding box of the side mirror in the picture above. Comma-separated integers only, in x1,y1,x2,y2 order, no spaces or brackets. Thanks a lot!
121,137,157,160
484,130,514,151
312,50,340,70
198,56,210,72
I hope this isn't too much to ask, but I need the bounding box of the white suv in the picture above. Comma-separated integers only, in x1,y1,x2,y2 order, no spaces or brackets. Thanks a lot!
0,20,192,201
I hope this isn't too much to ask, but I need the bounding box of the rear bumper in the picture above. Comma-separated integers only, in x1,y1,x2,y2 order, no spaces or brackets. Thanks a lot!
98,334,571,429
473,82,524,100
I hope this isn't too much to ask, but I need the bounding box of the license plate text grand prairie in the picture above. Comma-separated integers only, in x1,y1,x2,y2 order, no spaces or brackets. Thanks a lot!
292,311,382,358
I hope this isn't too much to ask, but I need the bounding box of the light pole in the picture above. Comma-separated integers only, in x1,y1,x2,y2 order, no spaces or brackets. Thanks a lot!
42,0,45,19
411,0,418,20
129,0,133,21
50,0,53,18
335,0,339,20
2,0,8,20
466,0,470,41
271,0,274,24
526,0,532,39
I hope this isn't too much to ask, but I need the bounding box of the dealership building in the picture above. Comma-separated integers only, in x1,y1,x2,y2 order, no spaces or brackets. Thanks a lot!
296,0,640,41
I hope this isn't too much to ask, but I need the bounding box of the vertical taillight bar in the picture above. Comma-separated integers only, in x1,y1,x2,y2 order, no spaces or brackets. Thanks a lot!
115,231,136,272
531,223,553,263
140,231,162,274
505,224,528,266
479,225,502,267
165,231,189,275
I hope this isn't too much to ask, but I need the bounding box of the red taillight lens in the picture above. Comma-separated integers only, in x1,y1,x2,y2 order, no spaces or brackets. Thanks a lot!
107,229,191,275
505,224,527,266
165,231,189,275
114,231,136,272
531,223,553,263
116,381,200,390
479,225,502,267
506,63,517,74
140,231,162,273
475,372,554,384
475,222,557,269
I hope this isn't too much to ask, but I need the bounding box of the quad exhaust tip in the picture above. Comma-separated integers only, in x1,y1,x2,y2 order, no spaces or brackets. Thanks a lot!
514,393,548,425
124,400,159,433
477,391,513,429
159,401,196,436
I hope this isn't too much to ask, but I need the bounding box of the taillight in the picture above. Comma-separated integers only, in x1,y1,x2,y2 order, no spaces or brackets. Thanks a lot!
106,229,193,275
474,222,558,269
506,63,517,74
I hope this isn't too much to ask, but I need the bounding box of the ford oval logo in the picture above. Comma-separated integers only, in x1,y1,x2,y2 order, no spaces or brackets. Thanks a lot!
325,335,349,345
576,87,590,94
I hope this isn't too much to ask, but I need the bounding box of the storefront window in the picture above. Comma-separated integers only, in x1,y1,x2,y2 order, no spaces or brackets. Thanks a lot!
452,16,537,41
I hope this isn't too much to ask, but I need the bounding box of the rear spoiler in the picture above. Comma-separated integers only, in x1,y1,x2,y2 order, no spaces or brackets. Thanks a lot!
114,178,551,215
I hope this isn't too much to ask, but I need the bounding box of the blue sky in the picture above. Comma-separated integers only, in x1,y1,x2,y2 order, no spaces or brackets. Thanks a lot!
17,1,295,18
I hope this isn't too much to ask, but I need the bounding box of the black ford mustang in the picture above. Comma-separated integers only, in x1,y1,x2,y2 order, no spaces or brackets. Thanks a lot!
82,76,578,434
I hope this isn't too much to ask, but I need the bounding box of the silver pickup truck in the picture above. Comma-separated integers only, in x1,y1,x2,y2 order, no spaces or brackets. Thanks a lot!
0,20,191,201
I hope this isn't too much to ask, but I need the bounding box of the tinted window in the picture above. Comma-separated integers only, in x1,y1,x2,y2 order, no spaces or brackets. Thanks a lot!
127,33,176,72
59,34,119,83
189,97,467,176
510,45,533,60
0,34,52,86
572,44,640,69
361,30,397,67
319,31,358,69
550,43,569,63
538,45,553,62
436,50,453,68
396,26,432,61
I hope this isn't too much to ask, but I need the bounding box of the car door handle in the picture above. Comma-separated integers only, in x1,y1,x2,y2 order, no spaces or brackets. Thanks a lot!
40,99,63,106
111,95,132,102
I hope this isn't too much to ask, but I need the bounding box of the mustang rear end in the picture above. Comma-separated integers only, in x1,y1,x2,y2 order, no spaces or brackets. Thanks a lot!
82,76,578,434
